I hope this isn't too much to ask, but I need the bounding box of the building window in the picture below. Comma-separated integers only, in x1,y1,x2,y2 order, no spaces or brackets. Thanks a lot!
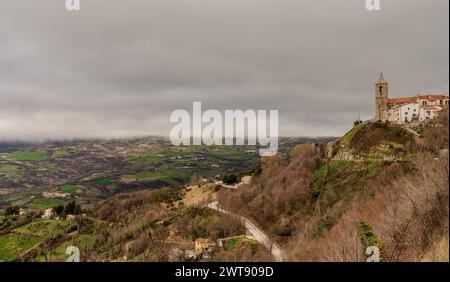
440,100,443,105
422,101,427,106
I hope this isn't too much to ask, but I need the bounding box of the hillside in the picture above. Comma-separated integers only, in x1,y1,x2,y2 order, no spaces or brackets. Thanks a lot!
329,120,417,161
1,185,272,262
218,112,449,261
0,114,447,262
0,136,334,261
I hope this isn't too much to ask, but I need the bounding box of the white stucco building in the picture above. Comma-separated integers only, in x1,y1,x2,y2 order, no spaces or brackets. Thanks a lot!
419,105,443,121
387,103,420,124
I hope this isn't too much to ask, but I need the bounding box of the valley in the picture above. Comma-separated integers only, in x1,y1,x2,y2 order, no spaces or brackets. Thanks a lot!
0,114,447,262
0,136,279,209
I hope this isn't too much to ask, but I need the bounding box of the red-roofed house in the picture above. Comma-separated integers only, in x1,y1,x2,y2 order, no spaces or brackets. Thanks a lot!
387,97,417,106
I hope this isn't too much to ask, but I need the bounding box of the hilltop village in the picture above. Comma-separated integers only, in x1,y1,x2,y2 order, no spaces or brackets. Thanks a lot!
374,73,448,123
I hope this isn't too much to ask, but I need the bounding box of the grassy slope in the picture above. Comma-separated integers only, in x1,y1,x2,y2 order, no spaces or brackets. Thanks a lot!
0,234,41,261
309,122,416,237
337,122,415,159
59,184,79,193
0,217,80,261
33,234,94,262
223,236,258,251
14,219,71,237
26,198,68,209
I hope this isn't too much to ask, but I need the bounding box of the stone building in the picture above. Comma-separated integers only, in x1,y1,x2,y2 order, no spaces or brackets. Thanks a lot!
374,73,389,121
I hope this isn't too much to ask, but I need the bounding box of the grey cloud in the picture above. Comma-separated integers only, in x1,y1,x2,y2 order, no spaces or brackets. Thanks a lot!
0,0,448,140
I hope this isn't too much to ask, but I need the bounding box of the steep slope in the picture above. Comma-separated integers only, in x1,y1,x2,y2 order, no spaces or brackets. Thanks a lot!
329,121,417,161
219,112,448,262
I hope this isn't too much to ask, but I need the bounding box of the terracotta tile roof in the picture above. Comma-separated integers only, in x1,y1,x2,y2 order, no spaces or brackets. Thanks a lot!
417,94,449,100
387,97,417,104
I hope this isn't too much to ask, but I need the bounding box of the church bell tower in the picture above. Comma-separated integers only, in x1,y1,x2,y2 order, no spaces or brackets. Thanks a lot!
375,73,388,121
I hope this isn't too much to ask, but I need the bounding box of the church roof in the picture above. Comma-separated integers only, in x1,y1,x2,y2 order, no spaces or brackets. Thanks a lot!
376,73,387,84
388,97,417,105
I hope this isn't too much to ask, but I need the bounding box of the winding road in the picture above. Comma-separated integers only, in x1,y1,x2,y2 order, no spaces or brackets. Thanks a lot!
207,201,286,262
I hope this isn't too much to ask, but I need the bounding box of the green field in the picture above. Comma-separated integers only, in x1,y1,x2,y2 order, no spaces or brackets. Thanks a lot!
6,151,49,161
14,219,72,237
128,146,203,166
5,191,36,207
129,146,256,166
0,141,261,209
0,234,41,261
208,146,254,159
121,170,192,187
59,184,79,193
52,147,75,158
123,145,258,187
26,198,67,210
223,236,258,251
0,164,23,182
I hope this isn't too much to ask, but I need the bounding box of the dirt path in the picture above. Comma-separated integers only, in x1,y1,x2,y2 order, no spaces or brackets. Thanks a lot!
207,201,286,262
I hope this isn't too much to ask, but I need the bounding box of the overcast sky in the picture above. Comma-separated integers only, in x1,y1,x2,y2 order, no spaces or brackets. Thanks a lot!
0,0,448,140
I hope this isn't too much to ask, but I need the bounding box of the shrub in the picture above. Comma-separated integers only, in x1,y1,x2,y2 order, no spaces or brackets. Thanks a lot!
358,220,384,260
63,200,82,215
222,174,237,185
54,205,64,216
149,188,183,204
354,120,363,126
4,206,20,216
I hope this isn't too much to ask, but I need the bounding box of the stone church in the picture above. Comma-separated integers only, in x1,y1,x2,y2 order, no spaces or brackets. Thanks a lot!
374,73,448,124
